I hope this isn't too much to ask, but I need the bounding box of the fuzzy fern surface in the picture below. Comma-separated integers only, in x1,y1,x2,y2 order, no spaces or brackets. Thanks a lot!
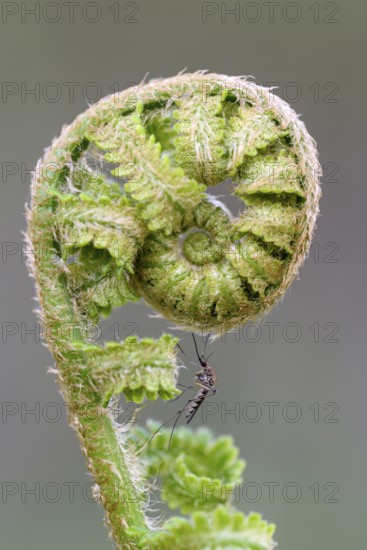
26,73,321,549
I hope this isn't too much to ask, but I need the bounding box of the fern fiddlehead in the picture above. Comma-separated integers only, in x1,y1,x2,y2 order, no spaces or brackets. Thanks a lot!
26,73,321,549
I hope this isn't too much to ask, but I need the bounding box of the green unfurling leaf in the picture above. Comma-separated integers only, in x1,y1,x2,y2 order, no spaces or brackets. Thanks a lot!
139,505,276,550
130,421,245,513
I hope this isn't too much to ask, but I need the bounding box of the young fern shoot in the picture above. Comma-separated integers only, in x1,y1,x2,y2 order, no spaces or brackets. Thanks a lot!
26,72,321,549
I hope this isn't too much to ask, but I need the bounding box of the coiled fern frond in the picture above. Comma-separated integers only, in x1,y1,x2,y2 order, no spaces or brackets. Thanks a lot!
26,72,321,548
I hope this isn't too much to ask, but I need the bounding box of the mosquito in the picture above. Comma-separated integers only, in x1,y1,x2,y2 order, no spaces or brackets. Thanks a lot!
148,332,218,448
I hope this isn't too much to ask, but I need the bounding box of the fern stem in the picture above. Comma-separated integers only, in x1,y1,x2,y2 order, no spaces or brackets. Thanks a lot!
28,182,148,549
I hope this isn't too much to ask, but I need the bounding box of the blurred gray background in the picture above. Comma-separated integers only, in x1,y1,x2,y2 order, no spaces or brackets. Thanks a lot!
0,1,365,548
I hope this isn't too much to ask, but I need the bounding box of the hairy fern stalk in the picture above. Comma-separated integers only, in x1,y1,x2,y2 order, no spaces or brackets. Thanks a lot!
26,73,321,549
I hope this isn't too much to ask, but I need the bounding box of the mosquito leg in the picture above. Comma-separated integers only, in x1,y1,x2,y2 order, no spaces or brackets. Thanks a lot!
165,384,196,403
176,342,186,356
147,411,181,445
178,383,196,391
176,343,200,368
168,406,188,448
165,390,186,403
147,400,194,446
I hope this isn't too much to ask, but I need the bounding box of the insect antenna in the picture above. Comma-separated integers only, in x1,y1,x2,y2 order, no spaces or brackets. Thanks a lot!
192,333,205,366
203,331,212,362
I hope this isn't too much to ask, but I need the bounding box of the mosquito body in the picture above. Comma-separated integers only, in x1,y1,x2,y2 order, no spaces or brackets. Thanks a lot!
183,337,217,425
148,333,217,447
